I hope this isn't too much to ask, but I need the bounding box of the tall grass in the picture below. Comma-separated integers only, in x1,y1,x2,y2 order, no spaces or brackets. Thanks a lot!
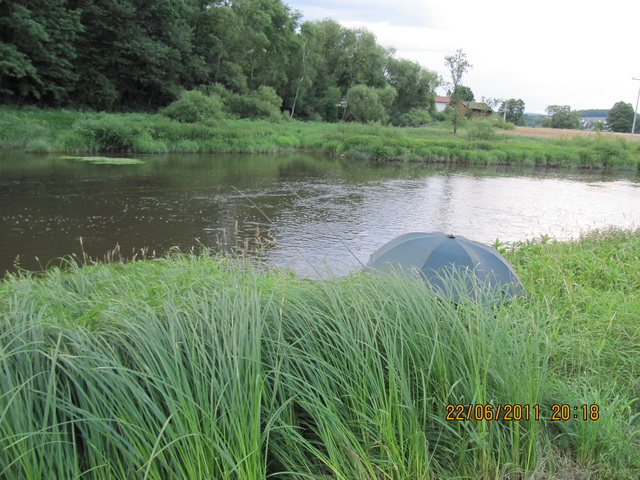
0,256,546,478
2,229,639,478
1,106,639,171
504,228,640,477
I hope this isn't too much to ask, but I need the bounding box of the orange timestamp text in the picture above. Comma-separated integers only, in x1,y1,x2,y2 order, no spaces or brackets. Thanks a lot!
445,404,600,421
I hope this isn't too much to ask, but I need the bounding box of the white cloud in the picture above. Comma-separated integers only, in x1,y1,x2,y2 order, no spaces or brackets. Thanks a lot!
286,0,640,113
287,0,439,27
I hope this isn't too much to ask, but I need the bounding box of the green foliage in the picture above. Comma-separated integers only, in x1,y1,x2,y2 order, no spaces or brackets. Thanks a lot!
0,0,82,104
464,119,497,140
0,0,444,122
607,101,637,133
501,98,526,125
578,109,609,118
543,105,581,129
385,57,439,123
224,85,284,121
344,84,396,124
3,106,640,171
444,49,472,134
161,90,226,123
492,118,516,130
71,0,198,110
0,255,544,478
452,84,474,101
397,108,432,127
593,137,631,168
72,116,142,152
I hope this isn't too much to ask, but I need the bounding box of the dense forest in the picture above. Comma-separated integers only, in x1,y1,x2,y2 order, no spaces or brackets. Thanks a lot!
0,0,441,125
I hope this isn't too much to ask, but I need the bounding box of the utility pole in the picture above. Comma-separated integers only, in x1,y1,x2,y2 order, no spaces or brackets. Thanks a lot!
632,77,640,135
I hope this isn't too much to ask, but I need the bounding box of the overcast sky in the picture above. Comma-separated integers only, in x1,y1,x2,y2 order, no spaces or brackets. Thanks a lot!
284,0,640,114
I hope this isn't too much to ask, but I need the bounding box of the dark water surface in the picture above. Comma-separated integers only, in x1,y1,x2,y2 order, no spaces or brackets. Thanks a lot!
2,152,639,277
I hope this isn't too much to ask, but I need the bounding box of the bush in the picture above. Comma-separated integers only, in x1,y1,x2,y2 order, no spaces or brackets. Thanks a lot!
25,138,54,153
464,119,496,140
492,118,516,130
161,90,226,123
398,108,432,127
72,116,143,152
225,86,283,122
132,133,168,153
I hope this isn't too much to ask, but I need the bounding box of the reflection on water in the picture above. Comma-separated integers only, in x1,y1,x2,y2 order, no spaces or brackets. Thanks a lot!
1,152,639,277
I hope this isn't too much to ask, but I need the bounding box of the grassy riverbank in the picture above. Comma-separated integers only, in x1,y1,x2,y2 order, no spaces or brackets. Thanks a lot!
2,106,640,170
1,228,639,479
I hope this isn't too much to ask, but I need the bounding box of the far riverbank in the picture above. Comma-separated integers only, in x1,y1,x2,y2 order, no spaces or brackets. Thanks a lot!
2,106,640,170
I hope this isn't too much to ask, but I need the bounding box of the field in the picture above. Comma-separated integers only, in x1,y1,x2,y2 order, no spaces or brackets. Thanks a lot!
499,126,640,142
1,228,639,479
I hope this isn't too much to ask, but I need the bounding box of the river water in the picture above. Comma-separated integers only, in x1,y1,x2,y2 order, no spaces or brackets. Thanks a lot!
1,152,639,277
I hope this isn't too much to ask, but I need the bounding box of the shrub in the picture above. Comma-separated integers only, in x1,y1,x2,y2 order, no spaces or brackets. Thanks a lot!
132,133,168,154
72,116,142,152
171,139,201,153
224,86,283,122
593,138,630,168
25,138,54,153
344,85,392,124
464,119,496,140
492,118,516,130
398,108,432,127
161,90,226,123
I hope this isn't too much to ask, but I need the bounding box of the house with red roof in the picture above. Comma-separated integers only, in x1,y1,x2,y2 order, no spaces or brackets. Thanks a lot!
435,96,451,112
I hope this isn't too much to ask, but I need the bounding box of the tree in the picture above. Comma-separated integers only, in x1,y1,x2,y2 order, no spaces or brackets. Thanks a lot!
71,0,198,110
344,84,396,124
450,85,474,102
281,19,395,122
0,0,82,104
607,101,637,133
542,105,580,129
385,57,439,124
500,98,526,125
444,49,472,134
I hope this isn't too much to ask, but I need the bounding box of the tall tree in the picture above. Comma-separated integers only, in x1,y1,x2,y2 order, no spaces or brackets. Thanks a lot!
191,1,246,91
444,49,472,134
0,0,82,104
607,101,637,133
501,98,526,125
542,105,580,129
71,0,198,110
451,85,474,102
283,19,393,122
236,0,299,91
385,57,439,124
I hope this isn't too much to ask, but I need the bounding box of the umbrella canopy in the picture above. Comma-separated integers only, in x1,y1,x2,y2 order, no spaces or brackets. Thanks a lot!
367,232,526,302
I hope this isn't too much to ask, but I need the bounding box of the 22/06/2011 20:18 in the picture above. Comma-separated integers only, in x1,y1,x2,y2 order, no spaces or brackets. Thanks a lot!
445,404,600,421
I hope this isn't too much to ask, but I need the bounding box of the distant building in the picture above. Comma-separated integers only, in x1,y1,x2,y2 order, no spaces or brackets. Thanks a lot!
435,96,451,112
459,101,493,117
434,97,493,117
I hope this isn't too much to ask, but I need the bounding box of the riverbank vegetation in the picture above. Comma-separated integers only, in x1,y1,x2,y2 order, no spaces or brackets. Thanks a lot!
1,227,639,479
2,106,640,170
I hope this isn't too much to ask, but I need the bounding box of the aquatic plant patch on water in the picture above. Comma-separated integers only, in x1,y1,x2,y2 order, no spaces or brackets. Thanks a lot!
58,155,145,165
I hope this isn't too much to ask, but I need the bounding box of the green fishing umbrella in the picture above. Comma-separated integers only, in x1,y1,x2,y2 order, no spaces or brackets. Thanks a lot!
367,232,526,302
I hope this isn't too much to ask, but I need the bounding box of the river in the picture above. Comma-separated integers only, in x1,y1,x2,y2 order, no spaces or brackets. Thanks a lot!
1,152,639,277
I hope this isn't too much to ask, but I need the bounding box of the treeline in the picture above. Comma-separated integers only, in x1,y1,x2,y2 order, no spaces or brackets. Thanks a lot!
0,0,440,124
577,109,609,118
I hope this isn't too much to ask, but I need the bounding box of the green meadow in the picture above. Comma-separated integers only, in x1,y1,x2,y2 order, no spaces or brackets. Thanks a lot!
1,228,638,479
2,106,640,170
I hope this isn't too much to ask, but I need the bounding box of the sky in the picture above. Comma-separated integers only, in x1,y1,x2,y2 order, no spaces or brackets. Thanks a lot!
283,0,640,114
